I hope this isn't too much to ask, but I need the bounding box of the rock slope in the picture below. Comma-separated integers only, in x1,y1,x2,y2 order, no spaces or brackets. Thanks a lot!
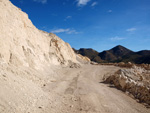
0,0,90,112
0,0,79,70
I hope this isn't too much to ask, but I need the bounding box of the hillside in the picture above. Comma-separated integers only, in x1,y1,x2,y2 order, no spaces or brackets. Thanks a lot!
0,0,88,112
73,48,102,62
0,0,81,68
74,45,150,64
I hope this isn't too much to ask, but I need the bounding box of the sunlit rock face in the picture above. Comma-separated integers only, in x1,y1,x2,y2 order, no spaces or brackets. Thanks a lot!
0,1,88,112
0,0,79,70
104,65,150,107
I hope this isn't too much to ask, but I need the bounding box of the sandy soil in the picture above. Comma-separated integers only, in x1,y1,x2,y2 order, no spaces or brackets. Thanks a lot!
0,64,150,113
42,64,150,113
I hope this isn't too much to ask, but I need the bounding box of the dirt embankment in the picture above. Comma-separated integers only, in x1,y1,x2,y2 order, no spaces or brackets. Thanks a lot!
104,65,150,108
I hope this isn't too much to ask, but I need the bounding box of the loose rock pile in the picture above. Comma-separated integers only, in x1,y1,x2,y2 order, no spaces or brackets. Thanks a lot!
68,60,81,68
104,66,150,107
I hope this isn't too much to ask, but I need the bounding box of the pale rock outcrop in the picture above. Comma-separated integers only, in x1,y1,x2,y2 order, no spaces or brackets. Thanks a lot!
0,0,84,112
76,54,90,64
104,66,150,107
0,0,78,70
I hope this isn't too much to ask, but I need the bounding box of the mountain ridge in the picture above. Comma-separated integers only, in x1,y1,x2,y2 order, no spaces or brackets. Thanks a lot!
74,45,150,64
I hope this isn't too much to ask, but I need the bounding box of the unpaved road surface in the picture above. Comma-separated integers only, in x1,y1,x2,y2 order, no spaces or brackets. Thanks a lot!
42,65,150,113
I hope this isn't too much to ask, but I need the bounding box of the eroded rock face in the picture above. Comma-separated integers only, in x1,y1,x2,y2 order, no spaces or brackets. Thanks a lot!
0,0,78,70
0,0,84,112
104,66,150,107
76,54,90,64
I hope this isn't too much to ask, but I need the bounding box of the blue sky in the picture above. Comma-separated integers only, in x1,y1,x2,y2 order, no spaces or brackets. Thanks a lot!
10,0,150,52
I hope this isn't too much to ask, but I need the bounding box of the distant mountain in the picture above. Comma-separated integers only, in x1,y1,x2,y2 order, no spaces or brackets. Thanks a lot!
121,50,150,64
73,48,102,62
99,45,134,62
74,45,150,64
137,50,150,56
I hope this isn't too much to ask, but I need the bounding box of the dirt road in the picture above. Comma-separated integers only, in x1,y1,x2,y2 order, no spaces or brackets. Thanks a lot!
42,64,150,113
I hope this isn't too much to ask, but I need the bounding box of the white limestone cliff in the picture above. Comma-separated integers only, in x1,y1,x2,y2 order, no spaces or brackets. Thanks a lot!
0,0,79,70
0,1,91,112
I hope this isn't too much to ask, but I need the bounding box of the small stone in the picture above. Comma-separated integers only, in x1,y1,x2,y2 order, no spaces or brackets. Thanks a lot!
3,74,6,77
38,106,42,109
80,108,82,111
70,105,73,108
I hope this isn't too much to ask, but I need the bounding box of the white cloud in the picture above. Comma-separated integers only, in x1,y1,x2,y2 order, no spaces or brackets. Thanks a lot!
33,0,47,4
108,10,112,13
64,16,72,21
91,2,98,7
51,29,69,33
66,16,72,19
51,28,78,34
76,0,91,6
110,36,125,41
67,29,78,34
126,28,136,32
